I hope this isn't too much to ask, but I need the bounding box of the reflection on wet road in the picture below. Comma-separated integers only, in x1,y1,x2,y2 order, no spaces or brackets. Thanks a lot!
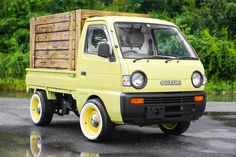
0,98,236,157
206,112,236,127
30,131,100,157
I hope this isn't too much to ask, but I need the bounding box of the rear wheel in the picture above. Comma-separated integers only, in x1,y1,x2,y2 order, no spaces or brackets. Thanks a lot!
159,122,191,135
80,99,114,142
30,91,53,126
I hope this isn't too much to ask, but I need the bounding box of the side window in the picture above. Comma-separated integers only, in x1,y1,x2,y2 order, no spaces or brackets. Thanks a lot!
84,25,109,55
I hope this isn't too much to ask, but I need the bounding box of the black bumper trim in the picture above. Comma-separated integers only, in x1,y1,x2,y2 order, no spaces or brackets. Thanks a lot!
121,91,206,125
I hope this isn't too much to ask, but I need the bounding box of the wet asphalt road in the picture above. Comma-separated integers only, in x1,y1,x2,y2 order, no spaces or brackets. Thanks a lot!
0,98,236,157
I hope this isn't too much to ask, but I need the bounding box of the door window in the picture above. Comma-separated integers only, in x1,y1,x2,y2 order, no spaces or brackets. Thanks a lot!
84,25,109,55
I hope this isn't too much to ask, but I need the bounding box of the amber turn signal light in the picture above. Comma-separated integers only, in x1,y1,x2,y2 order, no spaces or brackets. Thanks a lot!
194,95,204,102
130,98,144,105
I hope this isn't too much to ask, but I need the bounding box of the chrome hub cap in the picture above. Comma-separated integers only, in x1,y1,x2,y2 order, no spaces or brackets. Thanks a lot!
91,113,100,128
37,104,41,114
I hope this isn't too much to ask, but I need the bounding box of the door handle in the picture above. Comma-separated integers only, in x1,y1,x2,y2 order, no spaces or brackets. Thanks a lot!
81,71,86,76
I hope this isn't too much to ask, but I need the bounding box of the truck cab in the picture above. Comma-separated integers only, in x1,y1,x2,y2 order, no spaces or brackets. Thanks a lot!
26,10,206,142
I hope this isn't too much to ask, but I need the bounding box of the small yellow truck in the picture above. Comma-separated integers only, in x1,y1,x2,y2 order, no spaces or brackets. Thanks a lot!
26,9,207,142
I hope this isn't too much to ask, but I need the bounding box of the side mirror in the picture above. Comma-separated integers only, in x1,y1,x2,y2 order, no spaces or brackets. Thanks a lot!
98,43,110,58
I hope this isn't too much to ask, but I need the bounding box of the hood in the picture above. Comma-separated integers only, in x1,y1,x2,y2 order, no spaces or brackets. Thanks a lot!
121,59,205,93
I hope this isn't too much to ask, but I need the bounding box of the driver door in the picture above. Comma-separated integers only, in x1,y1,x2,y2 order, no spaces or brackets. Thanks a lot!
78,24,121,95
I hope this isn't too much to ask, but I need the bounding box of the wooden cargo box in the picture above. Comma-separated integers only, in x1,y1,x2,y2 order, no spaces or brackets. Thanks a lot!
30,9,148,70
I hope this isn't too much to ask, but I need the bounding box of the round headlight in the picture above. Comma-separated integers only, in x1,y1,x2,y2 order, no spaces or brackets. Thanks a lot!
191,71,203,88
131,71,147,89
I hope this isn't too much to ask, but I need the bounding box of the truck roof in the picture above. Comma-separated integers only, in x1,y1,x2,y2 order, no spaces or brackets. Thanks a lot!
86,16,176,26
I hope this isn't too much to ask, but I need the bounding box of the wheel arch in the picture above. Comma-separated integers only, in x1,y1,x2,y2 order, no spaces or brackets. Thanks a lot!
76,91,123,124
29,88,56,100
86,95,109,117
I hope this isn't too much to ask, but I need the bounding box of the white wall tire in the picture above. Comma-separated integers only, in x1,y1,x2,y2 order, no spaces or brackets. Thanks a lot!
80,102,103,140
80,99,114,142
30,91,53,126
30,94,43,124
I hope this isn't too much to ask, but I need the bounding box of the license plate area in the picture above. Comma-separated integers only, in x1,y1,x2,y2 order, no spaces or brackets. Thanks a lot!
146,105,165,119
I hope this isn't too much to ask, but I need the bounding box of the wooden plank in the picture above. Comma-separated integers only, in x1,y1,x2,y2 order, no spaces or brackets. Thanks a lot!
35,31,71,42
35,22,72,33
35,58,75,69
35,50,75,59
68,12,75,70
30,18,36,68
35,12,75,25
35,41,72,50
75,10,82,70
81,9,149,19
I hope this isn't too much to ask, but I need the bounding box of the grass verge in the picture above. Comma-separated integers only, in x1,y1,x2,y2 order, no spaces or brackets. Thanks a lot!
0,78,26,92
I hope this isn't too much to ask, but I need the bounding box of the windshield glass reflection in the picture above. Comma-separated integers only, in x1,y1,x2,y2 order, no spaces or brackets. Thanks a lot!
114,23,197,60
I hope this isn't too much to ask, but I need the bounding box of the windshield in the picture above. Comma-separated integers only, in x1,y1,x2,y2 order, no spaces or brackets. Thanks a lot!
114,23,198,59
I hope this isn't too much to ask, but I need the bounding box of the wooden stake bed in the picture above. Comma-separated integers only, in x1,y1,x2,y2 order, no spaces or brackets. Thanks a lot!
30,9,148,70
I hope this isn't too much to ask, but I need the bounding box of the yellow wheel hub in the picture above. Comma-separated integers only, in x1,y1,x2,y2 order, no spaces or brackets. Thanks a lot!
30,132,42,157
162,123,177,130
81,105,101,137
30,94,42,123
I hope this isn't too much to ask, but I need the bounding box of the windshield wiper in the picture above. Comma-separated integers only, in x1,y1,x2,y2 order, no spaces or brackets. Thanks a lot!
165,56,179,63
133,55,170,63
133,55,198,63
179,56,198,60
165,56,198,63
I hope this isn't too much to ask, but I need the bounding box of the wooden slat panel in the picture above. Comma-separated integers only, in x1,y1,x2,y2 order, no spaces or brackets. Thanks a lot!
35,22,71,33
35,58,75,69
35,41,71,50
35,50,75,59
35,31,71,42
35,11,75,25
81,9,149,19
30,18,36,68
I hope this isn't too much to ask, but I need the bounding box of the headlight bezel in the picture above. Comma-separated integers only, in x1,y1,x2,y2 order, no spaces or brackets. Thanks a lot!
130,70,147,89
191,71,203,88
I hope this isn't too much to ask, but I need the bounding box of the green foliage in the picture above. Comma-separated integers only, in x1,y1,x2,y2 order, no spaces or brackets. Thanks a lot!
0,78,25,91
205,80,234,93
0,0,235,91
184,28,236,81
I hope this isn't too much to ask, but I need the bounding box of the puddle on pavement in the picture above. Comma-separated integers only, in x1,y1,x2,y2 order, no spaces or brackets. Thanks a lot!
0,131,99,157
205,112,236,127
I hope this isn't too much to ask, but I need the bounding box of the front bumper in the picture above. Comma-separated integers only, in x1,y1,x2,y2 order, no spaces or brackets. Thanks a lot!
121,91,206,125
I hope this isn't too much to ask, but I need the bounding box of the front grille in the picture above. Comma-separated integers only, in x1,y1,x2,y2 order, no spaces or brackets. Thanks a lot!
144,96,194,104
165,106,180,112
144,96,196,119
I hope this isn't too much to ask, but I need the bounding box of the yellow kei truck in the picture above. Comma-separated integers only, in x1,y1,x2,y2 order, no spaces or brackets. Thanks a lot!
26,9,207,142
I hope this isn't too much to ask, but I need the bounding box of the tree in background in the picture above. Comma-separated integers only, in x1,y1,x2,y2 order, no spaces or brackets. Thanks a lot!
0,0,235,90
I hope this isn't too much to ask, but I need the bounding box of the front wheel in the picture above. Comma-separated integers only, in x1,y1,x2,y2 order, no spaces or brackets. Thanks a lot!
159,121,191,135
80,99,114,142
